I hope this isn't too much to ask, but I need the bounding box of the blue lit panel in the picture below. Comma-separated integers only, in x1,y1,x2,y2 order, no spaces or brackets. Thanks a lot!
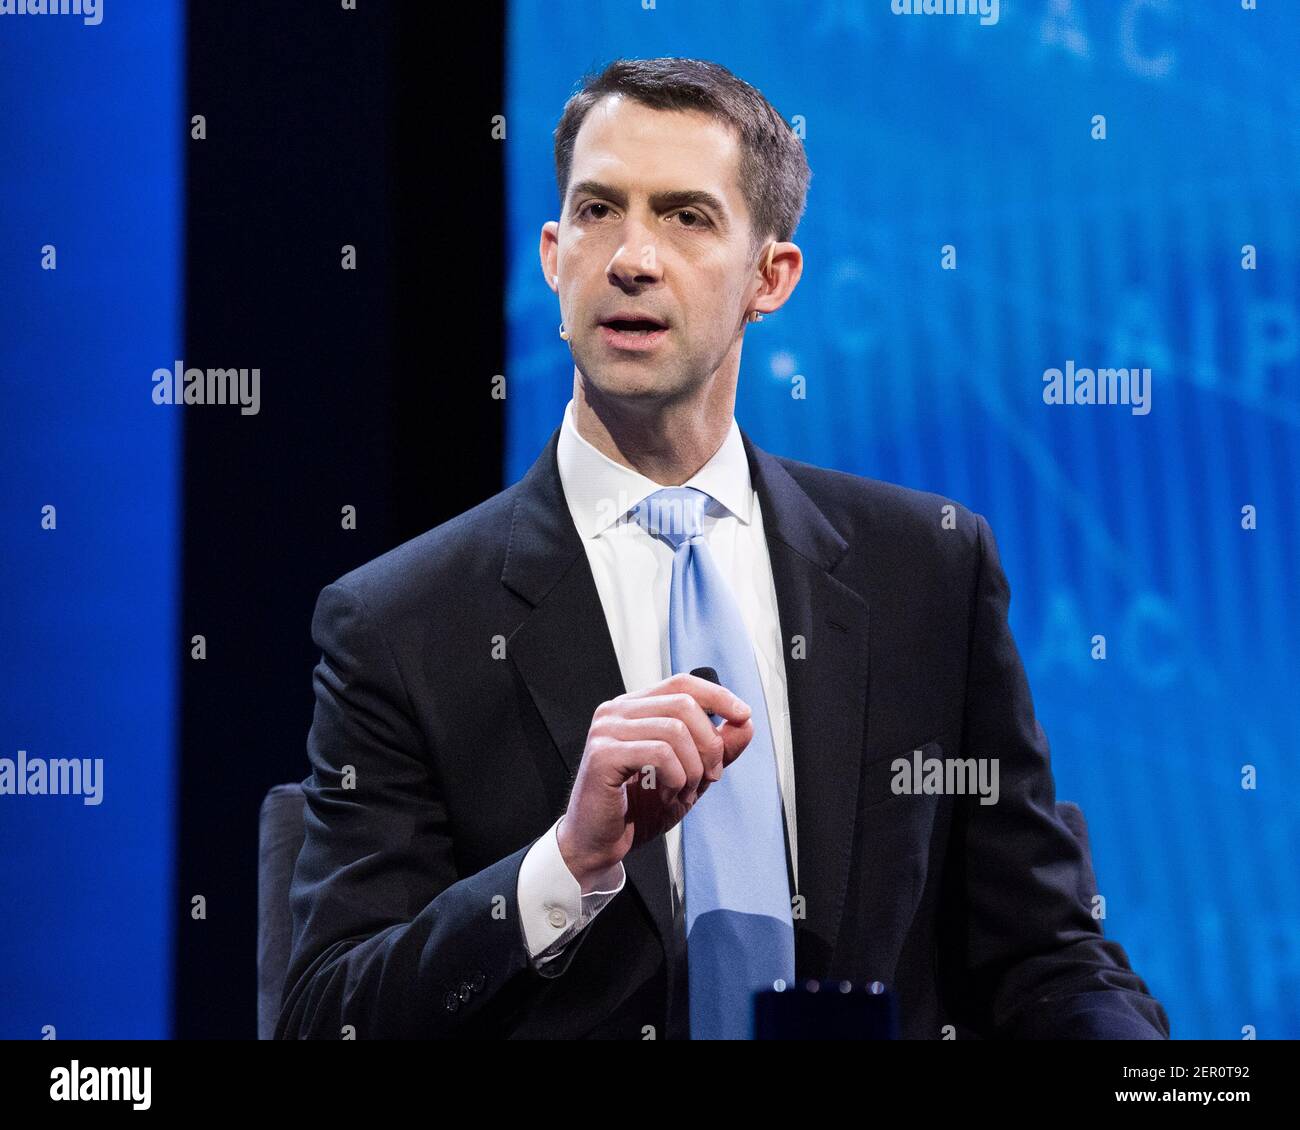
0,2,183,1038
506,1,1300,1039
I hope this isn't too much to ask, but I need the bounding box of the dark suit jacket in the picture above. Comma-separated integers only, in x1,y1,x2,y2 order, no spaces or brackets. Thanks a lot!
275,424,1170,1040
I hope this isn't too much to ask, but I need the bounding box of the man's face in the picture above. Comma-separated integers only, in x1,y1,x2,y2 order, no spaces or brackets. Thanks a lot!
543,95,762,404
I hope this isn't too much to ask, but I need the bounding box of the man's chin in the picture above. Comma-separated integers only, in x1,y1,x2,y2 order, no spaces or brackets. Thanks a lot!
578,358,688,401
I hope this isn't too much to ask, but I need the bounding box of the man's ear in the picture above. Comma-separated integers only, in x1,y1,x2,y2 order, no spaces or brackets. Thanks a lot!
752,241,804,318
540,221,560,293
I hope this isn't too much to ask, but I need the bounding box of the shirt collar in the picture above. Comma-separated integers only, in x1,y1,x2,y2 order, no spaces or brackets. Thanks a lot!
557,397,754,539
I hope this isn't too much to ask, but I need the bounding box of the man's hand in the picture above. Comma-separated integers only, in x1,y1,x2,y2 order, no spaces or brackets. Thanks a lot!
556,672,754,892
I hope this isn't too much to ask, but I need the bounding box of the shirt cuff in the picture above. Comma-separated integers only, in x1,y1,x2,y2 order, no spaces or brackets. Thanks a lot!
518,816,626,968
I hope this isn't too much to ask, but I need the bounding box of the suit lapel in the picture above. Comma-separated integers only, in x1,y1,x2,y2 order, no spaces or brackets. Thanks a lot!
740,430,871,982
501,426,676,965
501,423,871,987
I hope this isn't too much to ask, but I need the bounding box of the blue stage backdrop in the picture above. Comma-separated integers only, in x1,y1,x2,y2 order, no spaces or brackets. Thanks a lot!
505,1,1300,1039
0,3,182,1037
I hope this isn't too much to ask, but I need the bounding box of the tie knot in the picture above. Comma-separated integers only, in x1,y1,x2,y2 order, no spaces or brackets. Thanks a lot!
630,486,710,548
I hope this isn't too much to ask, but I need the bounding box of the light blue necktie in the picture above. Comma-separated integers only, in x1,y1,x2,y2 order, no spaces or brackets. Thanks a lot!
630,485,795,1040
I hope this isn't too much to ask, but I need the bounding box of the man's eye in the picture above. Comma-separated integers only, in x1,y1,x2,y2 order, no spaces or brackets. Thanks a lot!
577,203,707,228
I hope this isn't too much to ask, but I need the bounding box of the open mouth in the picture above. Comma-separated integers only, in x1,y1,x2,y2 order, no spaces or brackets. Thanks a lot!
597,315,669,351
600,318,667,335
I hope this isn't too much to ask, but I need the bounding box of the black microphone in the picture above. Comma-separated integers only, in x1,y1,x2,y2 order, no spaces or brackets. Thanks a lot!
689,666,723,725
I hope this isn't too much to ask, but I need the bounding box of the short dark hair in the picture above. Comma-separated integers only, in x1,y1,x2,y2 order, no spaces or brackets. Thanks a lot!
553,57,811,264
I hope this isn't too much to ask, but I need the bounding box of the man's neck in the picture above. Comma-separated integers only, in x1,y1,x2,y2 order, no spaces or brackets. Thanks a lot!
571,374,734,486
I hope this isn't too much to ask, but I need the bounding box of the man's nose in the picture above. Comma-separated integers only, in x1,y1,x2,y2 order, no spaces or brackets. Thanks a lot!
606,219,663,285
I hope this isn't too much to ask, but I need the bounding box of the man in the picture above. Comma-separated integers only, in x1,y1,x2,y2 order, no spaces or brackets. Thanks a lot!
276,57,1169,1040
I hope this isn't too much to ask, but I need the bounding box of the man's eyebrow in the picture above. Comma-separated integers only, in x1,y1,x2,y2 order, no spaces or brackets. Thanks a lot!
569,180,731,227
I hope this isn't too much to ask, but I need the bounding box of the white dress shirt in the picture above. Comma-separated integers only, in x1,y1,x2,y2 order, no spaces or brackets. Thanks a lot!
517,398,798,973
